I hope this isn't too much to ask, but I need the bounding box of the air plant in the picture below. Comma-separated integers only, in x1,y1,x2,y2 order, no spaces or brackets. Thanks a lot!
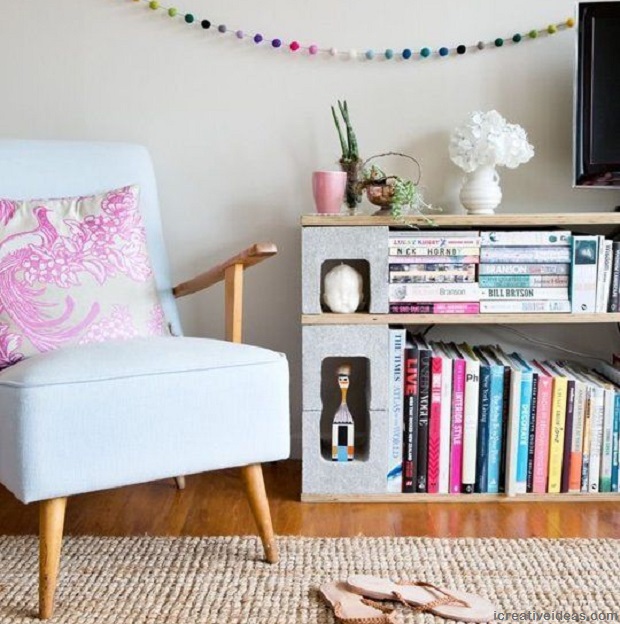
331,100,362,210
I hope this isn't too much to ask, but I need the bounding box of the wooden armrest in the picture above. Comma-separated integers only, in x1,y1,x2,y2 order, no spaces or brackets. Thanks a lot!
172,243,277,298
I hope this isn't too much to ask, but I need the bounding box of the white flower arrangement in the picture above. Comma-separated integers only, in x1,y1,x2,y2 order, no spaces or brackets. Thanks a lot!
449,110,535,173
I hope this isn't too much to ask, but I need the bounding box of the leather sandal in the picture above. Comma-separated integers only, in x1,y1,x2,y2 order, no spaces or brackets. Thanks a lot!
320,581,397,623
346,575,495,622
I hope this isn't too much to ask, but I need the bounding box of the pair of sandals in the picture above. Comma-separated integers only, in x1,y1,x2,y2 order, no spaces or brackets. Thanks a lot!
320,575,496,623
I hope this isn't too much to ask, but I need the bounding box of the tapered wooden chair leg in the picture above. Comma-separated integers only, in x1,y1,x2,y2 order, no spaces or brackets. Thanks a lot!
240,463,278,564
39,497,67,620
174,476,186,490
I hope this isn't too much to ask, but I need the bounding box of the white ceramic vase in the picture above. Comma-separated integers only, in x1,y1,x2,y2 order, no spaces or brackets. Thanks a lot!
459,165,502,215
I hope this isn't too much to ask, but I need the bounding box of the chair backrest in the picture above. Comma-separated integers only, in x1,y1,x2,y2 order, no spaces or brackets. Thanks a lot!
0,139,182,335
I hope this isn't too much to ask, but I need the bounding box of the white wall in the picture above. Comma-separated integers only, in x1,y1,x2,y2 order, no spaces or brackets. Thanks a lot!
2,0,619,455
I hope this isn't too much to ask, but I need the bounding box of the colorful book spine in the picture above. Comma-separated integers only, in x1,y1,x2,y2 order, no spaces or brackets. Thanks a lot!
569,379,587,493
479,263,570,276
608,242,620,312
532,373,553,494
481,247,571,263
504,360,523,496
481,231,572,246
587,385,604,493
599,386,615,493
390,303,480,314
427,355,443,494
479,288,569,301
390,255,480,265
581,387,593,493
449,356,466,494
571,235,599,314
402,338,419,493
416,341,431,493
437,349,453,495
478,275,569,288
475,360,491,493
390,263,476,274
480,301,571,314
560,379,576,493
390,246,480,258
547,373,568,493
486,362,505,494
612,394,620,492
387,328,406,492
515,361,533,494
526,373,539,493
389,283,480,303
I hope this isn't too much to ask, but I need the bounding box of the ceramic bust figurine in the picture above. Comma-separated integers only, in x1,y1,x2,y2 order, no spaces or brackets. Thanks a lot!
323,264,363,313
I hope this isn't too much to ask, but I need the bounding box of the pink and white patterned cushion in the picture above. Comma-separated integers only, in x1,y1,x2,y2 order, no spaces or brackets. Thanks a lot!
0,185,169,369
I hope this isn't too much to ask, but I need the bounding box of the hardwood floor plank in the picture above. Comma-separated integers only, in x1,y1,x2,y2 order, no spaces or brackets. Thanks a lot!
1,461,618,538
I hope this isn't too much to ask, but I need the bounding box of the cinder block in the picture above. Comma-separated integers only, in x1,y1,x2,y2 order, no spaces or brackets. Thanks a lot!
302,409,388,495
302,325,388,412
302,226,389,314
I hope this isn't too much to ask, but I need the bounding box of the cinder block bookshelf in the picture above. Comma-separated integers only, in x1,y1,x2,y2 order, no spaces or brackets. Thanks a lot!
301,213,620,503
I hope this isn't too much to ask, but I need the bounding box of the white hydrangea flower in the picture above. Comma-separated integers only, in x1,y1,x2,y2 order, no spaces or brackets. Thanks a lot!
449,110,535,173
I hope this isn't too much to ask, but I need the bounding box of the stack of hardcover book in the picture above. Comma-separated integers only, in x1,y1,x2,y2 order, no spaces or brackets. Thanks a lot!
387,329,620,496
388,231,481,314
478,231,572,314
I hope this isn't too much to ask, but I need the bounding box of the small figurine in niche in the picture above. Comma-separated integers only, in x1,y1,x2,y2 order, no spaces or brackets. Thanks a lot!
332,364,355,461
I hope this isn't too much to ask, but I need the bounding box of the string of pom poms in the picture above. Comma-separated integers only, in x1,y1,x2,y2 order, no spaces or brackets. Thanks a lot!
132,0,575,62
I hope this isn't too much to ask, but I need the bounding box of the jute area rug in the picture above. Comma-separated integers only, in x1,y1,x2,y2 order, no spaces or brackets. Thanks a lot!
0,536,619,623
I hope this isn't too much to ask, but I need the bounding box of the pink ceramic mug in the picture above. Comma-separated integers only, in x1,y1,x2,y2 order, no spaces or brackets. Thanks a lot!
312,171,347,214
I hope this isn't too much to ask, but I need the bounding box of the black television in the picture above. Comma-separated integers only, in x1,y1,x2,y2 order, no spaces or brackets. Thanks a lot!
575,1,620,187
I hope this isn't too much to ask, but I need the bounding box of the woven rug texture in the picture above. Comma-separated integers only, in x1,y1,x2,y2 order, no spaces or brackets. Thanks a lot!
0,536,619,623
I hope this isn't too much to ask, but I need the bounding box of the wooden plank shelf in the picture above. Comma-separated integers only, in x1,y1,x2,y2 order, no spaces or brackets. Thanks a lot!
302,212,620,227
302,492,620,503
303,313,620,325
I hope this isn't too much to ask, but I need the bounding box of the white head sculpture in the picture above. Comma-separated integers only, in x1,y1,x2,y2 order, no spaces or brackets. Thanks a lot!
323,264,364,314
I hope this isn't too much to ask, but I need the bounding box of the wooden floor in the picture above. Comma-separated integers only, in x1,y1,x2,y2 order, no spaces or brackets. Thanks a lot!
1,461,619,538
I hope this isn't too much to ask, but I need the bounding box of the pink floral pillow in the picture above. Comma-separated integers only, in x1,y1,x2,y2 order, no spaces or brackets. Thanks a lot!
0,185,169,369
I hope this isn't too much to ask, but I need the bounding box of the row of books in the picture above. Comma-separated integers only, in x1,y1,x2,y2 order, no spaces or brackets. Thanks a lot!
388,230,620,314
386,329,620,495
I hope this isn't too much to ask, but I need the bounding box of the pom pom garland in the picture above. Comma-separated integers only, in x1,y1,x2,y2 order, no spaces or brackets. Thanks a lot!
129,2,575,64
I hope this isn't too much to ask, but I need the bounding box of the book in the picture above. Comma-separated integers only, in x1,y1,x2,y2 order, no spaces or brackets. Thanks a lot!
536,361,567,494
479,288,570,301
390,303,481,314
389,255,480,265
585,375,604,493
531,365,553,494
389,236,481,247
402,336,419,493
413,336,432,493
474,349,492,493
430,342,454,495
390,246,480,258
561,373,576,494
480,230,572,247
390,263,477,274
596,240,613,313
387,328,406,493
427,352,443,494
390,230,480,240
590,371,616,492
525,362,539,493
580,384,593,493
480,301,572,314
571,235,600,313
479,347,506,494
608,242,620,312
495,353,512,494
389,283,480,303
454,343,481,494
390,272,476,284
481,247,571,264
612,394,620,492
444,343,466,494
478,275,569,288
478,263,570,276
509,353,534,494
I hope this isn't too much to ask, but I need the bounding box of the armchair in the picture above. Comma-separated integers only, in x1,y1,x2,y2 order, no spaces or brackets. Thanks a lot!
0,141,290,620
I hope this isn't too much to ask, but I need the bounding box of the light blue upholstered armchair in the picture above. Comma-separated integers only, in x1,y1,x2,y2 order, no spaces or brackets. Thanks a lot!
0,141,290,619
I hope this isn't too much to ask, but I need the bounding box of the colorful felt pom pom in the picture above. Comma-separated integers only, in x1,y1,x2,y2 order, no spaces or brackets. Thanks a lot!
290,41,300,51
309,44,319,55
402,48,412,59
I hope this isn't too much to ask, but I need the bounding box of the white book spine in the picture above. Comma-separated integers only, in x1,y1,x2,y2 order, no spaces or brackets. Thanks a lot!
389,237,481,247
389,283,480,303
387,328,406,492
438,354,453,494
602,241,613,312
479,288,569,301
480,300,572,314
461,360,480,490
571,236,600,314
588,387,604,492
505,368,523,496
601,388,615,489
595,237,608,313
481,231,572,246
481,247,571,263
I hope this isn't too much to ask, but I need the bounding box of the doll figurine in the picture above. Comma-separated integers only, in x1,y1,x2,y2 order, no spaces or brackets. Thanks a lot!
332,364,355,461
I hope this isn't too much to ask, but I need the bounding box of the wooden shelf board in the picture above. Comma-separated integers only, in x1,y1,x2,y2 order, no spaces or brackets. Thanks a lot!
301,492,620,503
301,213,620,227
303,313,620,325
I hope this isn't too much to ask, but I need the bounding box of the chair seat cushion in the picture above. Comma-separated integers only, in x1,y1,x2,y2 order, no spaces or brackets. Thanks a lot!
0,337,290,503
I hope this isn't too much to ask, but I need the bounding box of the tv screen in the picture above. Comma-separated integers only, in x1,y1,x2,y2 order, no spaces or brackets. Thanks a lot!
575,2,620,187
